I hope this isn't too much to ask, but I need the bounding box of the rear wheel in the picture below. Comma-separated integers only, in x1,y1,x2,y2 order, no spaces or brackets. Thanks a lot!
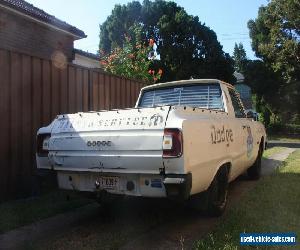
206,167,229,216
247,143,263,180
190,166,229,217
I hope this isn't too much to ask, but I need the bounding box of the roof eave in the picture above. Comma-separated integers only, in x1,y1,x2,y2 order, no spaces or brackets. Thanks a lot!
0,3,87,39
74,49,99,60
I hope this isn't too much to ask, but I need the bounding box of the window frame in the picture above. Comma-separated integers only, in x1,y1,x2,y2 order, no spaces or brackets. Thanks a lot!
137,83,225,111
228,88,246,118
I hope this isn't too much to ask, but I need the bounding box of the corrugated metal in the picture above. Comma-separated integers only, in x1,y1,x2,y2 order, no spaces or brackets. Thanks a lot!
0,49,146,201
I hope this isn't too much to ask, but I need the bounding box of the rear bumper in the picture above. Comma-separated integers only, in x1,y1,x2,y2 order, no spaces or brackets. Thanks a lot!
163,173,192,201
57,171,192,200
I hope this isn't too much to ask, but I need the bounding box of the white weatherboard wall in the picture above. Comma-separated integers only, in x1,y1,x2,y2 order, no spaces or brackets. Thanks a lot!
73,53,101,68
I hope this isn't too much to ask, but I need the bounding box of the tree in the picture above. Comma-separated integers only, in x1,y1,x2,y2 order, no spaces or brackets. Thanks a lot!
233,43,247,73
248,0,300,118
99,0,235,83
248,0,300,82
244,60,282,123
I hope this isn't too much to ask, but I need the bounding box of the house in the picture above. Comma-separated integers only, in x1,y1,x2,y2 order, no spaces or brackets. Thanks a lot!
0,0,88,63
233,71,245,83
0,0,111,201
234,71,253,110
235,83,253,110
73,48,103,70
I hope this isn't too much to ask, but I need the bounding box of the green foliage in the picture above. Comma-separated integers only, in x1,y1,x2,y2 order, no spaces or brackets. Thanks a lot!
100,24,162,83
233,42,247,73
248,0,300,82
268,123,300,135
244,60,283,125
99,0,235,83
248,0,300,119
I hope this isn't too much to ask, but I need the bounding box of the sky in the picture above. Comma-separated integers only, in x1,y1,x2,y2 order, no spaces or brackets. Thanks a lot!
27,0,268,59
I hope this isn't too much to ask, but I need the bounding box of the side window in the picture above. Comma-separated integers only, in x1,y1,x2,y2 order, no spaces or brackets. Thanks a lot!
228,89,245,118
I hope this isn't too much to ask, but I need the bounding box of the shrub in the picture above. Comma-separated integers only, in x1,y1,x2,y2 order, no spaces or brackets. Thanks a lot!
267,123,300,135
100,24,162,84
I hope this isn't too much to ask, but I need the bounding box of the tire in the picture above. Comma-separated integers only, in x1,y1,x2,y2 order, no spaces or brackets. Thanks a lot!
189,166,229,217
206,167,229,216
247,143,263,180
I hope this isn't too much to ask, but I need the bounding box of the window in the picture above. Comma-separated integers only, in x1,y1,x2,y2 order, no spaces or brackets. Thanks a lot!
228,88,245,118
138,84,224,110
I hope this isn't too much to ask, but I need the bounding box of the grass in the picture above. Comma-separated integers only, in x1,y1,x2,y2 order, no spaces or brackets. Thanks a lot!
194,150,300,250
0,189,92,234
263,146,287,158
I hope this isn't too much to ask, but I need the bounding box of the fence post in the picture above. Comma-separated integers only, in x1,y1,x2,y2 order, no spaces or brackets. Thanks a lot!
88,70,93,111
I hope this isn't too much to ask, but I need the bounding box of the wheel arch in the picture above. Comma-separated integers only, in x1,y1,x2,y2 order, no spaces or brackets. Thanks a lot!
260,136,265,150
209,161,231,188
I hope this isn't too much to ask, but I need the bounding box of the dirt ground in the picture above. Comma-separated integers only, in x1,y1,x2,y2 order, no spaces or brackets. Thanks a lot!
0,146,297,250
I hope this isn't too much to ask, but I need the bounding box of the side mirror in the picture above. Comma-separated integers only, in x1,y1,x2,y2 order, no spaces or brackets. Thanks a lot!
246,111,254,119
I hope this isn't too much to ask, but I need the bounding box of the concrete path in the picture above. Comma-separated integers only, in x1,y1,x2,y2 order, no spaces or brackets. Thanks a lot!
0,145,298,250
261,147,295,175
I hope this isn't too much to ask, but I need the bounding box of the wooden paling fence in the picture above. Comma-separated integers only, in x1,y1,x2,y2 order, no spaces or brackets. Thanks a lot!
0,49,145,201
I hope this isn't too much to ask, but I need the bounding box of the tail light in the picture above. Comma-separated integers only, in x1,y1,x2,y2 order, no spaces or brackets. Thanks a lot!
163,128,183,158
37,133,51,157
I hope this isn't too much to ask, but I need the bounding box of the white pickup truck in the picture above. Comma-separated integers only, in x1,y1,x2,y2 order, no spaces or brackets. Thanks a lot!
36,79,266,216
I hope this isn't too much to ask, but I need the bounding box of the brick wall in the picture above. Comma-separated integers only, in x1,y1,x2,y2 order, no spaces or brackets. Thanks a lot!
0,8,75,61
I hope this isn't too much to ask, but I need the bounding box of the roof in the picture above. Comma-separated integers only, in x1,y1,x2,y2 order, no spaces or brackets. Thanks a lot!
74,48,100,60
141,79,234,91
0,0,86,39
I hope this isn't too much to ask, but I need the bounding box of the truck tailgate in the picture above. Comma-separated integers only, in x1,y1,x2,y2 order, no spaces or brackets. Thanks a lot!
48,107,170,174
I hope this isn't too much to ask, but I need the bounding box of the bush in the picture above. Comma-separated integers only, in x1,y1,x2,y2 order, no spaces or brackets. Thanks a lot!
267,123,300,135
100,24,162,84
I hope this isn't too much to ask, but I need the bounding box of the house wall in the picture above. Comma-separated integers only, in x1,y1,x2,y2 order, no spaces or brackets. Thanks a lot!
73,53,102,69
0,7,75,61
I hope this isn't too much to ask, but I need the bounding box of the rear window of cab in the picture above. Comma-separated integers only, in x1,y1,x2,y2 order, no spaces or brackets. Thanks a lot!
138,83,224,110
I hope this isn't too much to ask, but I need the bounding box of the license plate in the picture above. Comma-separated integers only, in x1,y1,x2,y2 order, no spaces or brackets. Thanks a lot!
99,176,119,190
